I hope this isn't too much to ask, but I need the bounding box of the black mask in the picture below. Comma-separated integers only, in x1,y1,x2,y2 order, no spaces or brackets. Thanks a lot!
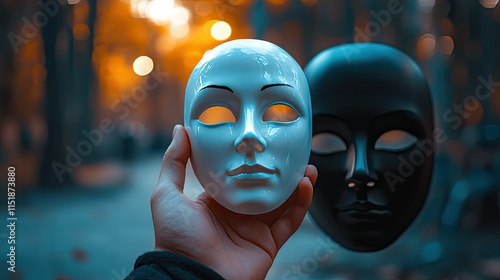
305,43,435,252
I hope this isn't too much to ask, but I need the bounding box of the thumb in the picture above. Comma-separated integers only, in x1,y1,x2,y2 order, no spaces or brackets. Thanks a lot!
155,125,191,195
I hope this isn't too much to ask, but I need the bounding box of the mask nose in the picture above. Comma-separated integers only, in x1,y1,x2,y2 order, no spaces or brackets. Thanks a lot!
234,109,266,155
345,143,378,201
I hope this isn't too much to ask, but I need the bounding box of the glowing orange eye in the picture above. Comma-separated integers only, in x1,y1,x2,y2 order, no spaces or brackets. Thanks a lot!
262,104,298,122
374,130,417,152
198,106,236,125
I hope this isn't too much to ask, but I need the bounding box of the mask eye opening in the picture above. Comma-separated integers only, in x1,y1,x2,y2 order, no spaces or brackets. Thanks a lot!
311,132,347,155
198,105,236,125
374,130,417,152
262,103,299,123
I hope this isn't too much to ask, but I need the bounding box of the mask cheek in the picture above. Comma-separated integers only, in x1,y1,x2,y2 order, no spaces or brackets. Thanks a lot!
267,121,305,153
309,153,347,202
373,148,425,194
188,123,236,182
265,122,310,194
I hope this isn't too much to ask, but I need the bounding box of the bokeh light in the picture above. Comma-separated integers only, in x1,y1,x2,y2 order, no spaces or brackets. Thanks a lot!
416,33,437,60
73,23,90,41
438,35,454,56
155,34,175,54
418,0,436,13
170,23,189,38
129,0,148,18
464,98,484,125
133,56,154,76
195,1,214,16
479,0,499,8
146,0,175,25
210,21,232,41
421,241,443,263
170,6,190,26
440,18,454,34
138,0,148,17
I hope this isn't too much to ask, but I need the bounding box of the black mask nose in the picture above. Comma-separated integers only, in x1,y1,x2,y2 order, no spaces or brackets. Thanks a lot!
345,143,379,187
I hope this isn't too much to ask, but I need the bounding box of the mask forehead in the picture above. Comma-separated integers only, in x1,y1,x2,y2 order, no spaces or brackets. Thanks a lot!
306,43,432,132
198,50,302,89
185,39,310,123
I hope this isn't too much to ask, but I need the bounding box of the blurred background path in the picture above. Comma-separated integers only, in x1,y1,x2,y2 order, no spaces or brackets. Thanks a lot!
1,152,499,280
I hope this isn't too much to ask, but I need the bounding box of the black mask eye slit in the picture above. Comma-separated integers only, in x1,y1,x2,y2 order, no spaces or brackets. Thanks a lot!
311,132,347,155
198,106,236,125
262,104,299,123
374,130,417,152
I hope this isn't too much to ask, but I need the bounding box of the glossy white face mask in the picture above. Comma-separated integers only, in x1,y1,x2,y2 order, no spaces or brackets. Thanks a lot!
184,39,312,214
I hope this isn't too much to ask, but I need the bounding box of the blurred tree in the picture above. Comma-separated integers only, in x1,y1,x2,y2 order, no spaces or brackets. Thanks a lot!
39,2,67,186
0,1,17,123
39,0,97,186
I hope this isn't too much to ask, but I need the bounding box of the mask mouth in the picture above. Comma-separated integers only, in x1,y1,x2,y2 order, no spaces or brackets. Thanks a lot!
226,164,278,176
336,201,389,212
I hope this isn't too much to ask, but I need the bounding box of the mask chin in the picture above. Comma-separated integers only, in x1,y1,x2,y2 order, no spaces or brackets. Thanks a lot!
306,43,434,251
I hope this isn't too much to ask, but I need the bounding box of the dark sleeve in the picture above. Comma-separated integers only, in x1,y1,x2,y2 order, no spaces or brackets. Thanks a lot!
126,251,225,280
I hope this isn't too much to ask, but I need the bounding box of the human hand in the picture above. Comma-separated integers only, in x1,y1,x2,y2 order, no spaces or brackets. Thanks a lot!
151,125,317,280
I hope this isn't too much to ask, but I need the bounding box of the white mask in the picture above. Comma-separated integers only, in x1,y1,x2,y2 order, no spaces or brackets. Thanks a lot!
184,39,312,214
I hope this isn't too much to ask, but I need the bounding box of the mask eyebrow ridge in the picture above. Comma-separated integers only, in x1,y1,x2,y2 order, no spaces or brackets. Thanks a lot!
261,83,293,91
199,85,234,93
